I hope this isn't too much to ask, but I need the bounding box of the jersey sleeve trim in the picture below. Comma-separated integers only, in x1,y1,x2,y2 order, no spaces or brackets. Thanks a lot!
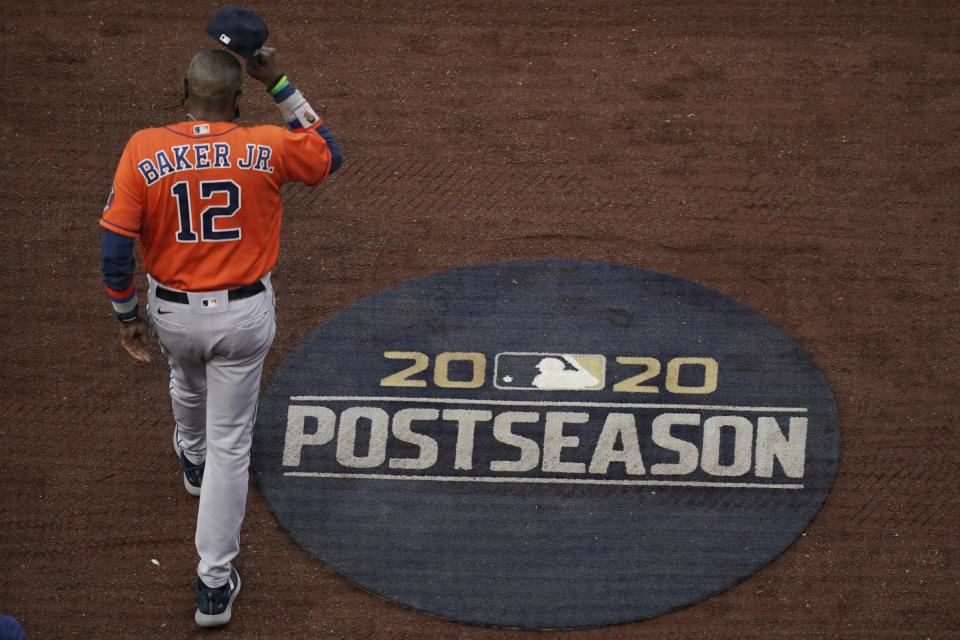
99,217,140,237
306,150,333,187
316,124,343,174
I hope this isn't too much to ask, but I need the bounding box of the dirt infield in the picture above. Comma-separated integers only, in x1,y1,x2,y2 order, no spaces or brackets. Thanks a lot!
1,1,957,638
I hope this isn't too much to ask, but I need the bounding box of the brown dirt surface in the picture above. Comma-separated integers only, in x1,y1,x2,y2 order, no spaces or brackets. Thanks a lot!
1,1,957,638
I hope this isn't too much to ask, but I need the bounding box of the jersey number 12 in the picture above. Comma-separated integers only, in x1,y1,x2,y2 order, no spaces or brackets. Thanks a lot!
172,180,242,243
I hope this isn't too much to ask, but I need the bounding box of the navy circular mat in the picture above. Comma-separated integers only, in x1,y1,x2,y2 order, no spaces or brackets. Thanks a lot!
253,260,841,629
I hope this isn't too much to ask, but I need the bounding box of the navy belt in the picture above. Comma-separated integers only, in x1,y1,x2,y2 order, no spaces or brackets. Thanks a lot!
155,281,265,304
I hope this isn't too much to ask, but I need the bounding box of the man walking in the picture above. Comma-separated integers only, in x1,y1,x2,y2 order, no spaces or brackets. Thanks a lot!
99,42,342,627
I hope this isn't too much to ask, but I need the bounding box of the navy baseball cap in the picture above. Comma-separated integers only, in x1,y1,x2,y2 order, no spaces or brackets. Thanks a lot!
205,5,268,60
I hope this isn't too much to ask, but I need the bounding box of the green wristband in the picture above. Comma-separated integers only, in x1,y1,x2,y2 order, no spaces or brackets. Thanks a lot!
268,74,288,95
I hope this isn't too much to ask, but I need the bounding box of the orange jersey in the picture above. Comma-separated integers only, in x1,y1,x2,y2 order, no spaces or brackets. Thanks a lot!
100,120,332,290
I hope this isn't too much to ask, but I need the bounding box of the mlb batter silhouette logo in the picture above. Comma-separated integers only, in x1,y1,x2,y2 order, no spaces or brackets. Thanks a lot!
495,353,606,390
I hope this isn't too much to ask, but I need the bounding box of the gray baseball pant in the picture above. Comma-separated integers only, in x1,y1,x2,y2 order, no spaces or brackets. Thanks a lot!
147,274,276,588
